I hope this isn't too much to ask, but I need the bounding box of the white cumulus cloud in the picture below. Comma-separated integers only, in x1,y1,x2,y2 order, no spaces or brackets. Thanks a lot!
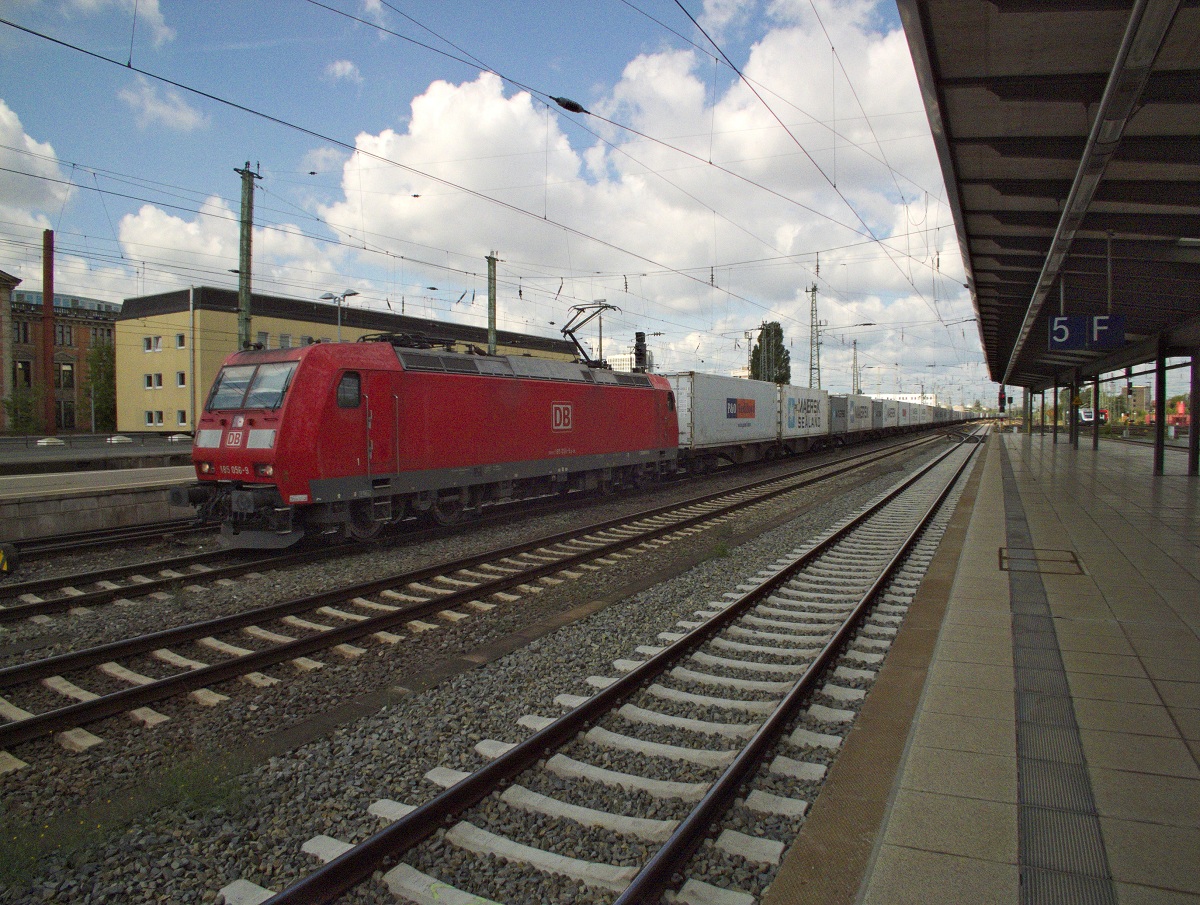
325,60,363,84
68,0,175,46
118,76,209,132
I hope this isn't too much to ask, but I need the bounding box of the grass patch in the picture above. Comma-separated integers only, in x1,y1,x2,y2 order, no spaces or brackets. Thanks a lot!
0,750,249,887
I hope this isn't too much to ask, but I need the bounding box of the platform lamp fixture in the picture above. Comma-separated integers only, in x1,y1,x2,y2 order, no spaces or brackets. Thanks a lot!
320,289,359,341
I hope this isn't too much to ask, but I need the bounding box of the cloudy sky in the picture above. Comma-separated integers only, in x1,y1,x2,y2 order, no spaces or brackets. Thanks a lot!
0,0,991,404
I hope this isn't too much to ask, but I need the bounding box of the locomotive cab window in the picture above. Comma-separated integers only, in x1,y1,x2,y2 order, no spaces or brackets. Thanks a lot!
243,362,297,409
206,362,297,411
337,372,361,408
667,391,676,412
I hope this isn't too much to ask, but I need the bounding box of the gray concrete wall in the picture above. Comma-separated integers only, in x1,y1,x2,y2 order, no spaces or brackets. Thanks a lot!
0,487,186,542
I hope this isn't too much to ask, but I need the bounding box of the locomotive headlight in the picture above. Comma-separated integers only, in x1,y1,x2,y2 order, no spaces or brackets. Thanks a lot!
198,461,214,474
254,463,275,477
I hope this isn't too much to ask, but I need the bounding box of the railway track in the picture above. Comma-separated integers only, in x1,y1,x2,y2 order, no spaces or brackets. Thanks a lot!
8,518,209,560
213,426,983,904
0,433,943,769
0,436,938,626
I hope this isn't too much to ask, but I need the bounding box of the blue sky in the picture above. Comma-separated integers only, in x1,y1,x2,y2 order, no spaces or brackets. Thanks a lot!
1,0,999,404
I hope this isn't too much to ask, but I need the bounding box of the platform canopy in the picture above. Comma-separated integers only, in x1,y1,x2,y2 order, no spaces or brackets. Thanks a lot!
898,0,1200,392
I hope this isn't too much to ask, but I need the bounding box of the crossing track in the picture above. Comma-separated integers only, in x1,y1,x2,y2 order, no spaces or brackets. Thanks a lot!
225,427,985,904
0,434,946,762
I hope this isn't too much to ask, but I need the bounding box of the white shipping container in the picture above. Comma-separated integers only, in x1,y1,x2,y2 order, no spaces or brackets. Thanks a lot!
897,402,913,427
846,394,872,433
872,399,899,430
779,385,829,439
832,395,871,434
665,372,781,449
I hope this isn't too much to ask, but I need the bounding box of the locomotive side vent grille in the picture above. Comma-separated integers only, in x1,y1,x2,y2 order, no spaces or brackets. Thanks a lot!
440,357,480,373
614,373,652,387
398,352,445,372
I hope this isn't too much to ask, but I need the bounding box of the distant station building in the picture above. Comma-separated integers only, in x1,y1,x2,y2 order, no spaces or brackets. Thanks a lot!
113,286,577,434
608,347,655,373
0,271,119,433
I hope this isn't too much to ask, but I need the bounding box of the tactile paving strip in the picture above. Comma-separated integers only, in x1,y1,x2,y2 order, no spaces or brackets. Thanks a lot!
1001,446,1118,905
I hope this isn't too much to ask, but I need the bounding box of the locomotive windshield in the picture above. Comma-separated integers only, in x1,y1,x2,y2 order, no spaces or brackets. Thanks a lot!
206,362,297,411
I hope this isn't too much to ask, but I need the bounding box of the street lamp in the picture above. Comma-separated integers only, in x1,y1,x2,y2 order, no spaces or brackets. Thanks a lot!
320,288,359,341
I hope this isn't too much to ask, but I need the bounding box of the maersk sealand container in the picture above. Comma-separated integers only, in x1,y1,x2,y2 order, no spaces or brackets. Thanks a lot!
872,399,899,430
832,394,872,435
779,385,829,453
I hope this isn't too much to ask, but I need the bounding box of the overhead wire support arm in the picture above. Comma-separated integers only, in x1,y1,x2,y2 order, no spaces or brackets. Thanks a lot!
561,302,620,369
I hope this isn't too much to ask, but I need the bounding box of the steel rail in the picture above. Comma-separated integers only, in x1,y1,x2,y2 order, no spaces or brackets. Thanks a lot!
0,432,928,632
613,433,982,902
259,431,981,904
0,435,933,747
0,435,934,621
11,519,207,557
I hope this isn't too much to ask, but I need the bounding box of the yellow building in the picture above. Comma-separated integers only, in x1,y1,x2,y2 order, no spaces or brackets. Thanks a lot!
114,286,576,433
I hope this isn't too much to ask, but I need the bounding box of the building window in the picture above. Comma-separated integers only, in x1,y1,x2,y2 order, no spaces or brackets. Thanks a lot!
55,362,75,390
176,333,186,349
256,331,269,348
144,374,153,389
177,409,188,426
14,360,32,388
54,323,74,346
176,371,186,387
144,337,153,352
13,321,29,344
154,373,163,388
152,336,162,351
279,334,292,349
56,400,76,430
145,410,154,426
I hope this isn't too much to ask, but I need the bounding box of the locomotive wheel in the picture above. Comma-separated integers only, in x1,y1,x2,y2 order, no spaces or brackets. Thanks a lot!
430,494,464,526
347,501,382,540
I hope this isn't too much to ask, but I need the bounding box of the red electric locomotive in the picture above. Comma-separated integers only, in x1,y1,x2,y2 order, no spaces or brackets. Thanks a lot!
172,335,679,547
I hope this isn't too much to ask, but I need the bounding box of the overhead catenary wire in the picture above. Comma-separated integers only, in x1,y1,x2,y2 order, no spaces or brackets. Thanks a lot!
0,9,987,394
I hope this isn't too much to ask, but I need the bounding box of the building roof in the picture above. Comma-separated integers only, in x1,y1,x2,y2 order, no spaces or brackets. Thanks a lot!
118,286,577,358
899,0,1200,391
0,269,21,289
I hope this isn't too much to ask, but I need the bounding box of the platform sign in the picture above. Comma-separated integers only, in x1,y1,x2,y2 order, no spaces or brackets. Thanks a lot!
1088,314,1125,349
1049,315,1125,351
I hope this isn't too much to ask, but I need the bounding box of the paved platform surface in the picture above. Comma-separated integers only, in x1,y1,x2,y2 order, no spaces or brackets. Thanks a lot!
0,465,194,502
766,431,1199,904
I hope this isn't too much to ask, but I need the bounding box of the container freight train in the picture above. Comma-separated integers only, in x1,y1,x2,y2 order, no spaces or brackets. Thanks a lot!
172,336,967,547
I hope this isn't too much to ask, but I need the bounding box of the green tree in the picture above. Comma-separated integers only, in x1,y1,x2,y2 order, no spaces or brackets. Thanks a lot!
82,341,117,431
3,384,44,434
749,322,791,384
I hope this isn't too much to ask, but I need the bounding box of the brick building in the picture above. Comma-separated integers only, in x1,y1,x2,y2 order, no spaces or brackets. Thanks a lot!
1,271,119,433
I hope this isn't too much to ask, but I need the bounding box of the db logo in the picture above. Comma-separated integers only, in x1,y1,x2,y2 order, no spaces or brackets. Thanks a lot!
552,403,573,431
225,430,243,447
